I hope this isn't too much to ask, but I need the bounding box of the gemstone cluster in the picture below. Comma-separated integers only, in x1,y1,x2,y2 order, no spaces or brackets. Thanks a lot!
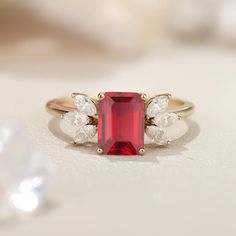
146,95,179,145
60,94,97,144
60,92,179,155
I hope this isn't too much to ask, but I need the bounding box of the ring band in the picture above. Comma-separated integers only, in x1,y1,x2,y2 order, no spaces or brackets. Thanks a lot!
46,92,194,156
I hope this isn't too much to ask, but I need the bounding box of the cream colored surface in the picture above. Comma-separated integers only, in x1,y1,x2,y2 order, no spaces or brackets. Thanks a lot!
0,45,236,236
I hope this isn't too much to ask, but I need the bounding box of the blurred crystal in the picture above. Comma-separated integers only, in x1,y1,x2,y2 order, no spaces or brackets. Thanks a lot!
0,122,53,219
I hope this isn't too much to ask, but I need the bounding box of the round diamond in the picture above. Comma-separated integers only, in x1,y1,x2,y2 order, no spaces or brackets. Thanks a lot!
153,112,179,127
146,95,169,118
74,95,97,116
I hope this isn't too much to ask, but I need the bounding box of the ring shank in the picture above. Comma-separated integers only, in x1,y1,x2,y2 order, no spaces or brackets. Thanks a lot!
46,96,194,118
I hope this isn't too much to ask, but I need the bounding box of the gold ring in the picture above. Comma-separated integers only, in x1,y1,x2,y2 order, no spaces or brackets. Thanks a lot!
46,92,194,156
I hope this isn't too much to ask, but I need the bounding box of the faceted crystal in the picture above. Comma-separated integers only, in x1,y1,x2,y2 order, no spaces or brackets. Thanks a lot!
60,111,97,144
0,122,53,217
74,125,97,144
60,111,89,137
154,133,169,146
98,92,145,155
146,95,169,118
64,111,89,126
153,112,179,127
146,126,169,146
145,94,180,145
74,94,97,116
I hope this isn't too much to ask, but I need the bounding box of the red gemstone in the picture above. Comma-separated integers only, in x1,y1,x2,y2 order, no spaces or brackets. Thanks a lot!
98,92,145,155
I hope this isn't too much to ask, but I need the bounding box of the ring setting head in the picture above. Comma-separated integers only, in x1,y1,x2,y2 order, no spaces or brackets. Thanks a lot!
47,91,193,156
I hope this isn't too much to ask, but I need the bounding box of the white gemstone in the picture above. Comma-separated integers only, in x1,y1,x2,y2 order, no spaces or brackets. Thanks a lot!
154,133,169,146
60,111,97,144
146,125,160,140
164,119,188,141
153,112,179,127
73,129,87,144
83,125,97,139
74,94,97,116
0,122,53,217
146,126,169,146
146,95,169,118
64,111,89,126
74,125,97,144
60,111,89,137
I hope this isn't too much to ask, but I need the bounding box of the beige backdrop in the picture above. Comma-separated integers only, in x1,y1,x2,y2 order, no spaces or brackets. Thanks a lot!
0,43,236,235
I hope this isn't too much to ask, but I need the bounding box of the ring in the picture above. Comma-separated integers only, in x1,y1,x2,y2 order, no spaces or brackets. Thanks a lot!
46,92,194,156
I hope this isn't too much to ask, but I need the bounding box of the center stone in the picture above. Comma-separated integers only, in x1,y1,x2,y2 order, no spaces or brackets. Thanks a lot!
98,92,145,155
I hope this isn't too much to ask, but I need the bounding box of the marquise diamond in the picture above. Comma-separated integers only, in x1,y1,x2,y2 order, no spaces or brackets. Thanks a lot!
146,95,169,118
146,94,179,146
60,111,89,138
74,125,97,144
74,94,97,116
60,92,181,149
61,94,98,144
153,112,179,128
64,111,89,127
146,126,169,146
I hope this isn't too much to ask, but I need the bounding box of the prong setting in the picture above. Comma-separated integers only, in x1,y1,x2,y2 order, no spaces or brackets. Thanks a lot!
71,93,79,98
97,148,103,154
140,93,147,101
62,92,179,155
139,148,145,156
70,140,77,145
71,93,76,98
98,92,105,101
158,93,172,99
71,92,87,98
